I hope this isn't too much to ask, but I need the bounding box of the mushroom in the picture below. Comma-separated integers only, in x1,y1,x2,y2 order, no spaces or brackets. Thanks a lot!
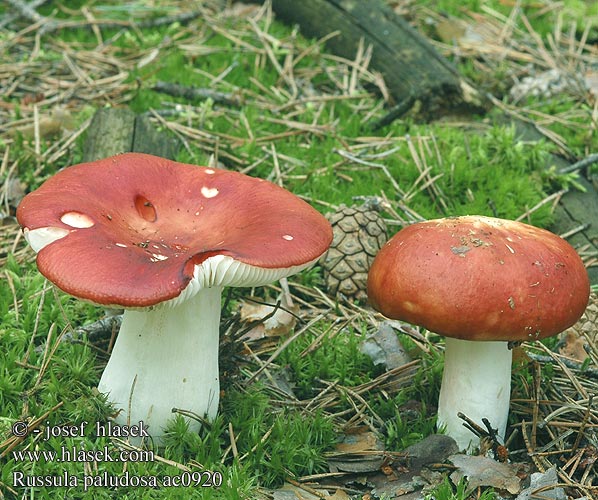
367,215,589,450
17,153,332,442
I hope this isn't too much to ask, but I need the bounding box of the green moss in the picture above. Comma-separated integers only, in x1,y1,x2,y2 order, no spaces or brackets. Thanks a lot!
420,0,595,38
425,477,497,500
374,346,443,450
279,326,382,399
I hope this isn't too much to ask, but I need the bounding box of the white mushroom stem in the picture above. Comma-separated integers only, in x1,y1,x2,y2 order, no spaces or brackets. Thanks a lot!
97,286,223,443
437,338,512,451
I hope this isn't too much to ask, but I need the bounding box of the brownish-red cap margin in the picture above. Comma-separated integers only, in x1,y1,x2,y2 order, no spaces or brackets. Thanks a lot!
367,215,590,341
17,153,332,307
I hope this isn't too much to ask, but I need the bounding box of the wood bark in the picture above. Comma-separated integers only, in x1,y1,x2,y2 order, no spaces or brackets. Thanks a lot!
265,0,485,118
506,119,598,284
83,108,180,162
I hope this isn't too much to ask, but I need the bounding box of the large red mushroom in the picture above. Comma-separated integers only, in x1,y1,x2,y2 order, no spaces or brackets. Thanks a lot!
367,215,589,450
17,153,332,442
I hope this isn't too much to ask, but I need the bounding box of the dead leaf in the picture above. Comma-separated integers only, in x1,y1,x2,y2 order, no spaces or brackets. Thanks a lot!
328,490,351,499
559,292,598,360
273,483,319,500
558,331,589,362
449,454,522,494
403,435,458,470
515,468,566,500
360,321,411,370
327,426,386,473
436,17,487,46
369,470,432,499
239,292,298,341
10,108,74,139
511,345,532,366
273,482,347,499
337,431,383,455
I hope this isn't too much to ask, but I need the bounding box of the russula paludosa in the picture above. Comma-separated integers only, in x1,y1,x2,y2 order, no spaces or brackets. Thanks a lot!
367,215,589,450
17,152,332,442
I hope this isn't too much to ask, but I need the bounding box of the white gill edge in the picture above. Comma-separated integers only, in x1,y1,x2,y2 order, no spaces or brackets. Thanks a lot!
169,253,322,307
24,225,324,310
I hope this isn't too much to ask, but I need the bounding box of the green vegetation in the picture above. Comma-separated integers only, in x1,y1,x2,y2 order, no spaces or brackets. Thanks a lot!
425,478,496,500
280,327,381,399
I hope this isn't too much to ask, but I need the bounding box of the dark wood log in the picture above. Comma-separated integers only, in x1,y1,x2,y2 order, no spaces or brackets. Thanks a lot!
264,0,486,119
83,108,180,162
131,113,180,159
550,180,598,284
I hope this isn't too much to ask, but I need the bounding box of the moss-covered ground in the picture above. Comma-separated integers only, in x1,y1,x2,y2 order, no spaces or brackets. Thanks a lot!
1,1,597,499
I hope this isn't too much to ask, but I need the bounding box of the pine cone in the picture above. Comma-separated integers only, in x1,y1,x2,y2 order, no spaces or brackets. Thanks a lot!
320,203,387,301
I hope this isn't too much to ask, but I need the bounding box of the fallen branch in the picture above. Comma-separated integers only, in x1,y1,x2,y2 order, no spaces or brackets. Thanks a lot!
62,314,123,344
526,352,598,380
4,1,206,35
558,154,598,175
253,0,486,119
152,81,244,107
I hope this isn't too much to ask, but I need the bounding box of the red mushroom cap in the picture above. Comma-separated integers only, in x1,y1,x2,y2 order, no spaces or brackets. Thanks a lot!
17,153,332,307
367,215,590,341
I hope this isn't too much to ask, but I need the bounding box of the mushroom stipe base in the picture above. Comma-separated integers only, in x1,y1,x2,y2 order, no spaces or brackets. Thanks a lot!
367,215,590,451
98,286,222,444
437,337,512,450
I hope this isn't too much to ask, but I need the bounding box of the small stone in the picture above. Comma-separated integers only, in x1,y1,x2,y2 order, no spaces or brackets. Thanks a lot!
403,434,459,470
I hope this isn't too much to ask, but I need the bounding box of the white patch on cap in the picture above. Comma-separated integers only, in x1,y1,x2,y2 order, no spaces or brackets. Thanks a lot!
478,216,505,228
201,186,219,198
60,211,94,228
282,234,294,241
205,169,216,175
115,243,127,248
150,254,169,262
402,301,419,313
505,243,515,254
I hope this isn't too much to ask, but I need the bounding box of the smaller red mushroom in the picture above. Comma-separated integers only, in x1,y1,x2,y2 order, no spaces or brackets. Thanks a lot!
367,215,589,450
17,153,333,442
